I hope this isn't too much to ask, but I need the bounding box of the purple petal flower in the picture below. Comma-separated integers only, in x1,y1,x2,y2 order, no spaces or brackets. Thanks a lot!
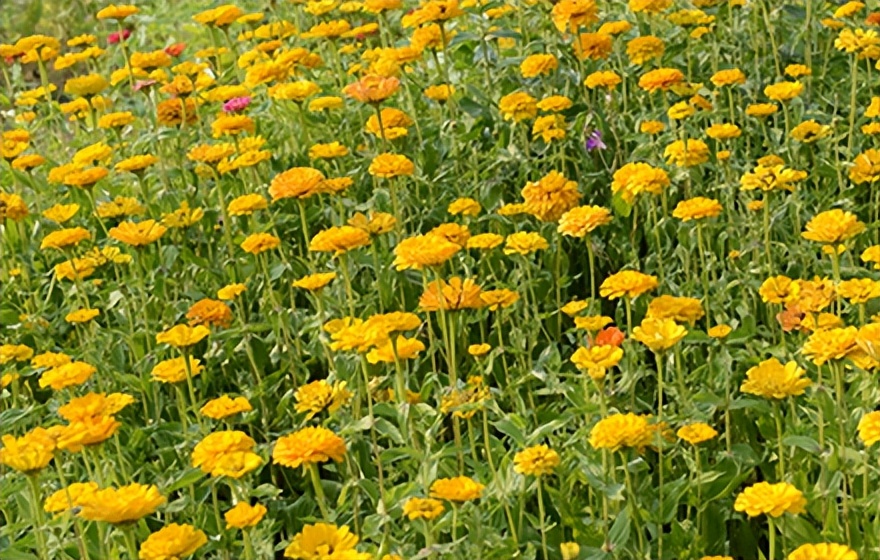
586,129,606,151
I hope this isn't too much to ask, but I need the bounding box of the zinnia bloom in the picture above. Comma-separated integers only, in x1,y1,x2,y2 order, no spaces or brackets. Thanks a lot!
513,445,560,476
787,543,858,560
78,483,166,524
589,413,654,451
672,197,722,221
225,502,268,529
733,481,806,517
740,358,811,399
139,523,207,560
521,170,581,222
273,426,347,468
309,226,371,255
284,523,370,560
419,277,484,311
429,476,485,501
676,423,718,445
156,324,210,348
600,270,658,300
0,428,56,473
631,317,687,352
403,497,444,520
570,345,623,380
802,209,865,244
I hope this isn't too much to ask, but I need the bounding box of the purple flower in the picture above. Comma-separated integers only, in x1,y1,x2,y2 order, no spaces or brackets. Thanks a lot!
223,96,251,114
586,129,606,151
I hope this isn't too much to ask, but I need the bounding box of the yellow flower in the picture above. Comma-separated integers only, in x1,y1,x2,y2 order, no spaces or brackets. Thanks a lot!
295,380,352,419
200,396,253,420
139,523,207,560
430,476,485,501
156,324,210,348
646,295,704,324
480,289,520,310
109,219,167,246
97,196,146,219
561,543,581,560
708,325,732,339
574,315,614,331
309,142,349,160
44,482,99,513
787,543,858,560
711,68,747,87
192,431,262,478
293,272,337,291
447,197,481,216
64,74,108,97
217,283,247,300
857,411,880,446
309,226,371,255
759,276,801,304
40,227,90,250
551,0,598,32
640,120,665,134
424,84,455,102
589,413,654,451
468,343,492,357
791,120,832,142
584,70,622,89
393,234,461,270
225,502,268,529
273,427,347,468
514,444,560,476
240,232,281,254
269,81,322,103
802,326,858,365
343,74,400,104
78,483,166,524
802,209,865,243
837,278,880,304
0,428,56,473
764,81,803,102
419,277,484,311
664,139,710,167
367,336,425,364
850,148,880,183
503,232,549,255
676,423,718,445
611,162,670,203
499,91,538,122
599,270,658,300
746,103,779,118
575,32,613,60
638,67,685,92
672,197,722,221
39,361,96,391
520,53,558,78
570,345,623,380
740,358,811,399
733,481,806,517
368,153,415,178
631,317,687,352
521,170,581,222
284,523,370,560
403,497,444,520
65,308,100,324
96,4,139,19
228,194,269,216
626,35,665,65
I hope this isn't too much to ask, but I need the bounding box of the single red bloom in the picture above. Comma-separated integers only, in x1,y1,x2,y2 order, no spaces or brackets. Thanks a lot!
165,42,186,57
595,326,625,347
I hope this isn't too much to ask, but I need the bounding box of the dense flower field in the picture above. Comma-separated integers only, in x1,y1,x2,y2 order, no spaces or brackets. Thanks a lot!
2,0,880,558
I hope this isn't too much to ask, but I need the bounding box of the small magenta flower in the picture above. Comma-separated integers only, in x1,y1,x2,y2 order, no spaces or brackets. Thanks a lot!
586,130,606,151
223,96,252,114
108,29,132,44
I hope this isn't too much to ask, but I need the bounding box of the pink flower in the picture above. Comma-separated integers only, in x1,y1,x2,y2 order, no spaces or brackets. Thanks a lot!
133,79,157,92
222,96,252,113
108,29,132,44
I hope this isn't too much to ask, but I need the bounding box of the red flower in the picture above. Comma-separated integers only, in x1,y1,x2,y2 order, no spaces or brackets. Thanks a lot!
165,43,186,57
595,326,625,347
108,29,132,44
